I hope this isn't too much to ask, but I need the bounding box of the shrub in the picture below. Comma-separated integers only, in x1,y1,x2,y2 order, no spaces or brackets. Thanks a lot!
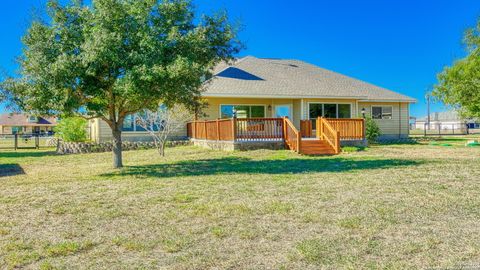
54,117,88,142
365,117,381,143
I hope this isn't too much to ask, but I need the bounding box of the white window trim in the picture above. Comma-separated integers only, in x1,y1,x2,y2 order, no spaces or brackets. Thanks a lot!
371,105,394,120
307,102,353,119
218,104,267,118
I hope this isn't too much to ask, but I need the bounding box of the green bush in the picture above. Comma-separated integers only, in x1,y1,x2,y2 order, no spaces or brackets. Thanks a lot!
342,146,366,153
54,117,88,142
365,117,381,143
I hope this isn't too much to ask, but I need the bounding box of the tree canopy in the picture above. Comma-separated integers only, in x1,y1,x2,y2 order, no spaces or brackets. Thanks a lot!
1,0,241,167
434,19,480,118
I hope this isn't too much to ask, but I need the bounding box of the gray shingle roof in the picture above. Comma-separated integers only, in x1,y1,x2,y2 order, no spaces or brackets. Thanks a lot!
0,113,57,126
204,56,416,102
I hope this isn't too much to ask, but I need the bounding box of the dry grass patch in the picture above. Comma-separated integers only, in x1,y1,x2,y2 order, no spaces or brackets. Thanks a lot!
1,141,480,269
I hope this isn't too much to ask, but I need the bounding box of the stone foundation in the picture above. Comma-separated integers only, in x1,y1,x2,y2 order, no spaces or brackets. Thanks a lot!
192,139,285,151
57,140,191,155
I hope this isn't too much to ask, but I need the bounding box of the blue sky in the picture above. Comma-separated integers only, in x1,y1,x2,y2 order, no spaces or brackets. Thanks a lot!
1,0,479,117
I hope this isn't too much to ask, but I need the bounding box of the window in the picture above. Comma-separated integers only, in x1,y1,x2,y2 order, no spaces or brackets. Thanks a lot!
309,104,323,119
122,111,164,132
122,115,135,131
12,126,22,134
338,104,351,118
372,106,393,120
27,116,38,123
308,103,351,119
220,105,265,119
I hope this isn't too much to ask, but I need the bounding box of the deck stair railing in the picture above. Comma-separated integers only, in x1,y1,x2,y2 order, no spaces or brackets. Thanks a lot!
283,117,301,153
316,117,341,154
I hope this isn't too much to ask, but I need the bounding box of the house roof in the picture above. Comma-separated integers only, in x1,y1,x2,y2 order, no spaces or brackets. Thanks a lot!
0,113,57,127
204,56,416,102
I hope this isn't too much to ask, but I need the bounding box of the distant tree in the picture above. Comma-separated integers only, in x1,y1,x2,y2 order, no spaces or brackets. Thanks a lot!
54,117,88,142
1,0,241,168
433,19,480,119
136,105,192,157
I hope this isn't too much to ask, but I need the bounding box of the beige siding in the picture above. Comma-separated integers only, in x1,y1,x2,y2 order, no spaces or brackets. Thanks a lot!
89,98,411,142
93,117,189,143
358,102,410,137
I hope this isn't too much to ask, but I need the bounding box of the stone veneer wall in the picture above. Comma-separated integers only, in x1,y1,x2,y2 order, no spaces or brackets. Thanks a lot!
57,140,191,154
192,139,285,151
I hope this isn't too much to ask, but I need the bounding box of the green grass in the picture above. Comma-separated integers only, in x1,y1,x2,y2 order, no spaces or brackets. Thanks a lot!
1,143,480,269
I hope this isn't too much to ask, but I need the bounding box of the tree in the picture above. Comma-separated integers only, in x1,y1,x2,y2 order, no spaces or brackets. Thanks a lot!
136,105,192,156
433,19,480,119
54,117,88,142
1,0,241,168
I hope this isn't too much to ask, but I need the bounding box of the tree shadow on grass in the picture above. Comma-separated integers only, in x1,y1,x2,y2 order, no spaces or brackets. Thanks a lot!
101,156,423,179
0,164,25,178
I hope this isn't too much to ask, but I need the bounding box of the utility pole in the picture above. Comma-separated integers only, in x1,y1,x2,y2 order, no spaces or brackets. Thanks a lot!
425,92,431,130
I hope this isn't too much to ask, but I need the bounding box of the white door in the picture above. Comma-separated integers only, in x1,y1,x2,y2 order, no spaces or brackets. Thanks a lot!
275,105,292,119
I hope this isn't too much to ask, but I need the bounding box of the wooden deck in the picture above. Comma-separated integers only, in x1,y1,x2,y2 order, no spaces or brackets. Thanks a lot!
187,117,365,155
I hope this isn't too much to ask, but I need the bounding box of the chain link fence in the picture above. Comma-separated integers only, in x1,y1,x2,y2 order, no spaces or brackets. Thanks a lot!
0,134,57,150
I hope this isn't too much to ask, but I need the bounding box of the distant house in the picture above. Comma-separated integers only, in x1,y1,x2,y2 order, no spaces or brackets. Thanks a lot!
415,111,479,132
0,113,57,135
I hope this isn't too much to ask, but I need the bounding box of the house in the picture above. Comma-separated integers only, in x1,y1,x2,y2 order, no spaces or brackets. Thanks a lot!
414,110,478,133
89,56,416,148
0,113,57,135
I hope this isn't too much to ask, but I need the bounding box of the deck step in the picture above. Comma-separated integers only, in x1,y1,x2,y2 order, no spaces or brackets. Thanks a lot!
300,140,337,155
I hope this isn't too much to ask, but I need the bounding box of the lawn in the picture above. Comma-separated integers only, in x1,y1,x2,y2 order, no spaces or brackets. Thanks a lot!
0,140,480,269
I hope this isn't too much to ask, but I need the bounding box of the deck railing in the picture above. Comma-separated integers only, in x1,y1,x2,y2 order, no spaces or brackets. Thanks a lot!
188,117,364,154
316,117,341,154
284,118,301,153
187,119,235,141
235,118,284,141
326,118,365,140
301,118,365,140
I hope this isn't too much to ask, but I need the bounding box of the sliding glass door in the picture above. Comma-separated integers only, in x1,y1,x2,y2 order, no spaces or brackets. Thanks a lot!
308,103,352,129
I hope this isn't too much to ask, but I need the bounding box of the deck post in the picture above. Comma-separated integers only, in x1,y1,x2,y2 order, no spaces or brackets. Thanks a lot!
316,117,322,140
14,134,18,151
297,131,301,153
232,117,237,141
216,119,220,141
362,119,366,139
336,131,341,154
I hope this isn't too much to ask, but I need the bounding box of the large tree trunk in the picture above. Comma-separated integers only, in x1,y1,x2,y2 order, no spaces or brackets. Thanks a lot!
112,126,123,168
